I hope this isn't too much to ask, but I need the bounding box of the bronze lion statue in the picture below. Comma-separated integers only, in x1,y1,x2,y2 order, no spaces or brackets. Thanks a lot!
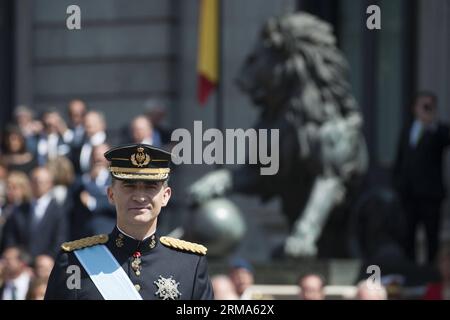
188,13,368,258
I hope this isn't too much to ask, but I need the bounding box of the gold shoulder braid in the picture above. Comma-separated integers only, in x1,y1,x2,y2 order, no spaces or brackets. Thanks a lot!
160,236,207,255
61,234,109,252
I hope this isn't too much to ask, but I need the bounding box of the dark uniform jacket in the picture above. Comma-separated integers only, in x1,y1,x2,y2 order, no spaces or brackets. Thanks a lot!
44,227,214,300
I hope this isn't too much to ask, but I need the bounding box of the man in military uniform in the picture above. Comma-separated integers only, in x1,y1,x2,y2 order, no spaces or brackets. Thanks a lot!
45,144,214,300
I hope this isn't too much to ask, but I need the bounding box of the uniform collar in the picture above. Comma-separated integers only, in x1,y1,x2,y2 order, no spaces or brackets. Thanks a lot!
109,226,158,255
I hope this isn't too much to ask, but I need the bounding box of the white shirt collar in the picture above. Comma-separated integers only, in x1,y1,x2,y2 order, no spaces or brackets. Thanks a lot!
32,192,53,221
34,192,52,207
2,272,31,300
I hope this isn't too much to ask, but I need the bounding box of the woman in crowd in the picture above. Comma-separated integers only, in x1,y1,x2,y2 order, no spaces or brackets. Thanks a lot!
0,125,37,175
0,171,32,238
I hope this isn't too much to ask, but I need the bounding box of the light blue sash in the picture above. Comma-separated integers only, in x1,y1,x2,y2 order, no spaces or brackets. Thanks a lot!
74,245,143,300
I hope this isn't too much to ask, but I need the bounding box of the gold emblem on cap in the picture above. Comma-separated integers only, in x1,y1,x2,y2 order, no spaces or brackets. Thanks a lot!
131,147,151,167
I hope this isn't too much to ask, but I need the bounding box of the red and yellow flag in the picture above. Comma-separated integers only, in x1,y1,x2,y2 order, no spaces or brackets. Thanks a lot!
197,0,219,105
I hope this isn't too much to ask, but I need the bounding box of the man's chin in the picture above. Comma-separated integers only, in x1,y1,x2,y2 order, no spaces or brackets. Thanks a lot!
129,213,155,224
130,215,151,223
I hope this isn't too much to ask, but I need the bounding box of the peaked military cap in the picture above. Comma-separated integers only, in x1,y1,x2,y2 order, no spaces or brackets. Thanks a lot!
104,144,172,181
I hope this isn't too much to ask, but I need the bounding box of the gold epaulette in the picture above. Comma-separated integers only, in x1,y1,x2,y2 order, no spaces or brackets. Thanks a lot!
160,236,207,255
61,234,109,252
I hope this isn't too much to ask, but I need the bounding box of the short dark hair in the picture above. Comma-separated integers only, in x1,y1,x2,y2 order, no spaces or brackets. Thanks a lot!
1,124,27,154
298,273,326,288
41,107,60,118
415,91,438,105
2,245,32,266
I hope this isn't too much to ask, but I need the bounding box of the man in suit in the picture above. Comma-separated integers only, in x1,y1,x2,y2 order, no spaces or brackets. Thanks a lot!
45,144,213,300
0,246,32,300
393,91,450,263
35,109,71,166
298,273,326,300
70,111,107,175
128,115,154,145
0,166,68,258
70,143,115,239
65,99,87,148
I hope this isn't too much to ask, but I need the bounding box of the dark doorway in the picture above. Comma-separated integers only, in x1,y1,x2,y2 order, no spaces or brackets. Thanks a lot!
0,0,14,128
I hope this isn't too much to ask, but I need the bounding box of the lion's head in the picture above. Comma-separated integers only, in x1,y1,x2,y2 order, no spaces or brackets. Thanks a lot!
236,13,360,124
236,13,367,181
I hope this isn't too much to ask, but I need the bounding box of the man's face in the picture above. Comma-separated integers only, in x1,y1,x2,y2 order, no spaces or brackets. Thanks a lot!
131,118,152,143
414,95,436,125
84,112,105,137
2,248,25,278
299,275,325,300
6,177,25,203
43,112,61,134
229,268,254,295
107,179,171,227
31,168,53,198
16,111,32,126
69,101,86,126
91,145,109,167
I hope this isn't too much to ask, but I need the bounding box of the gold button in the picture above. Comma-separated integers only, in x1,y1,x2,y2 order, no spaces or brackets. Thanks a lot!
134,284,141,291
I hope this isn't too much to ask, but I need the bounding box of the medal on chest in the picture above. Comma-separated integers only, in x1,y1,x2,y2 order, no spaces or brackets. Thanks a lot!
154,275,181,300
131,251,142,276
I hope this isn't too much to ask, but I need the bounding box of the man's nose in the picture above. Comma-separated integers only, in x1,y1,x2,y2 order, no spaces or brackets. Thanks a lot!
132,192,149,203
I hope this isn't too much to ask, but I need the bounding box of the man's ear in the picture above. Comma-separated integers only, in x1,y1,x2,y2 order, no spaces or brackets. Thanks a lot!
107,186,115,205
161,187,171,207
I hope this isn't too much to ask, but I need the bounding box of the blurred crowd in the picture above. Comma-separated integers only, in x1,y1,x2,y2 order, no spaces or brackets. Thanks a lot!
211,245,450,300
0,99,173,299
